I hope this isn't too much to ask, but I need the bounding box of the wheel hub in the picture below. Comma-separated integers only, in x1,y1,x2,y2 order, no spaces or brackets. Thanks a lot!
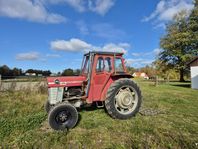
57,111,68,122
116,90,134,109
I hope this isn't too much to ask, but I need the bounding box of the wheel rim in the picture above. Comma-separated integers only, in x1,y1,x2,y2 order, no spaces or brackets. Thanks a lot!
115,86,138,115
55,110,71,124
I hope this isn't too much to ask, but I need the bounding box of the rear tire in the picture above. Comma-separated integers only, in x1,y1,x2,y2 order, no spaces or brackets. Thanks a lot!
105,78,142,119
48,103,78,130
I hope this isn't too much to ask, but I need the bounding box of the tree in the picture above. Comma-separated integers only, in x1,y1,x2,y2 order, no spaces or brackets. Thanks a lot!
42,70,51,76
153,60,179,80
74,69,81,76
0,65,11,77
159,6,198,82
12,67,22,76
188,0,198,53
126,66,136,74
62,68,74,76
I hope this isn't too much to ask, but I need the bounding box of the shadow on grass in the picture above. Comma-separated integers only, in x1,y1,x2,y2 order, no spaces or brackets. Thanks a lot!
78,103,103,112
170,82,191,88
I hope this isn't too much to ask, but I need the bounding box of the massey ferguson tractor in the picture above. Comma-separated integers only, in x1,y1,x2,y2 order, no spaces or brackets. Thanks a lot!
46,51,142,130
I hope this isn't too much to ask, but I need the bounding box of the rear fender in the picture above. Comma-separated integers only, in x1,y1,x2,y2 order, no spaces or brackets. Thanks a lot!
100,74,133,101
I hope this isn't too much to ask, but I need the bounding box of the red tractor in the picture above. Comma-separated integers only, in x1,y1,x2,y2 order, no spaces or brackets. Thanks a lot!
46,51,142,130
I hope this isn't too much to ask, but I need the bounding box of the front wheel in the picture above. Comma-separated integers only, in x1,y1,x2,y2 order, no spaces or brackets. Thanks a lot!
48,103,78,130
44,100,53,113
105,78,142,119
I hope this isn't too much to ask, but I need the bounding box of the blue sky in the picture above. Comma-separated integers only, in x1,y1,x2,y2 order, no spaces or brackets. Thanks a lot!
0,0,194,72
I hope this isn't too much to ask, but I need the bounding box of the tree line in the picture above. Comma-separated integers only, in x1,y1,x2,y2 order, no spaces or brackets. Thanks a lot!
0,65,82,79
0,65,52,79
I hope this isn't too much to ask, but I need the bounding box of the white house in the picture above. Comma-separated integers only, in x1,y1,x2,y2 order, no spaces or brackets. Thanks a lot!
25,73,36,76
189,57,198,89
132,72,149,80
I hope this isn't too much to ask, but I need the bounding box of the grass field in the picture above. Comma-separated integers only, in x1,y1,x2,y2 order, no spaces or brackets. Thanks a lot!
0,80,198,149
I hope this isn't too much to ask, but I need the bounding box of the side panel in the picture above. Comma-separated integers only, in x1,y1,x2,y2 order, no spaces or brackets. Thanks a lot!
47,76,86,88
92,72,110,101
87,55,113,103
100,77,114,101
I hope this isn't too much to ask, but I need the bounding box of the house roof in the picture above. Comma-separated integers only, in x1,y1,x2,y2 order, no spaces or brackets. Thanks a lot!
188,56,198,65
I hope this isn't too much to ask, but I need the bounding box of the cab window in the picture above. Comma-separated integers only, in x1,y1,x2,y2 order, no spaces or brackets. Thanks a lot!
82,56,90,75
96,57,104,72
104,57,112,72
115,58,124,72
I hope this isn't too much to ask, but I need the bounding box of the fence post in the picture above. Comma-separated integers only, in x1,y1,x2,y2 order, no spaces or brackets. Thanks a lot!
0,74,1,90
155,75,158,86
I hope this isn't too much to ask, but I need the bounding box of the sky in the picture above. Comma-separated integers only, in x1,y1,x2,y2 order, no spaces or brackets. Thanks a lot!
0,0,194,73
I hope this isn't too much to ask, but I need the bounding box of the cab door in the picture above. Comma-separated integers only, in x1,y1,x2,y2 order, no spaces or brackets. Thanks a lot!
91,55,113,101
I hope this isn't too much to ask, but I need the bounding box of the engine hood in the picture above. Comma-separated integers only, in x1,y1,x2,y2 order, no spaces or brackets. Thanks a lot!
47,76,86,88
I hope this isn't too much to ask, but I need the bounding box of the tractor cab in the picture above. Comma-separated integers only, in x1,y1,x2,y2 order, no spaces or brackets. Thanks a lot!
46,51,142,130
81,51,127,76
80,51,132,102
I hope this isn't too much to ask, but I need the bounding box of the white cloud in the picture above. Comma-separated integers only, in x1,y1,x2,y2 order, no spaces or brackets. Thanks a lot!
126,58,154,67
16,52,40,60
59,0,85,12
118,43,131,49
153,48,162,56
76,20,89,35
46,54,61,58
50,38,92,51
142,0,194,27
128,48,162,67
0,0,115,23
132,48,162,57
88,0,115,15
91,23,126,40
50,38,130,53
131,53,141,57
76,22,126,40
92,43,128,54
0,0,66,23
49,0,115,15
125,58,143,66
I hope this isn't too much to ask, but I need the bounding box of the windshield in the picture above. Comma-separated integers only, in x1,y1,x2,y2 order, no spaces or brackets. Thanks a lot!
81,55,90,75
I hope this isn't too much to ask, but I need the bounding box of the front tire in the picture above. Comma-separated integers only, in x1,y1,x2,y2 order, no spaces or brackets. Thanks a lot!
105,78,142,119
48,103,78,130
44,100,53,113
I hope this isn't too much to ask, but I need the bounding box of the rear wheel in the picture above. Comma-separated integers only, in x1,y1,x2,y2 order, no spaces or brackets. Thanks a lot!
48,103,78,130
105,78,142,119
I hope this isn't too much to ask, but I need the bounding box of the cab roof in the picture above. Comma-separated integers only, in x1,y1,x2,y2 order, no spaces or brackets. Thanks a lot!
84,51,124,56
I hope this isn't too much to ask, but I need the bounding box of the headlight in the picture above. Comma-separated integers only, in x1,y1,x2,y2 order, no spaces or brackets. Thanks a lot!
54,79,60,84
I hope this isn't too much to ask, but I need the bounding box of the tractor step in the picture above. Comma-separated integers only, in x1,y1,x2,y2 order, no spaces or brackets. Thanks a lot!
96,101,104,108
